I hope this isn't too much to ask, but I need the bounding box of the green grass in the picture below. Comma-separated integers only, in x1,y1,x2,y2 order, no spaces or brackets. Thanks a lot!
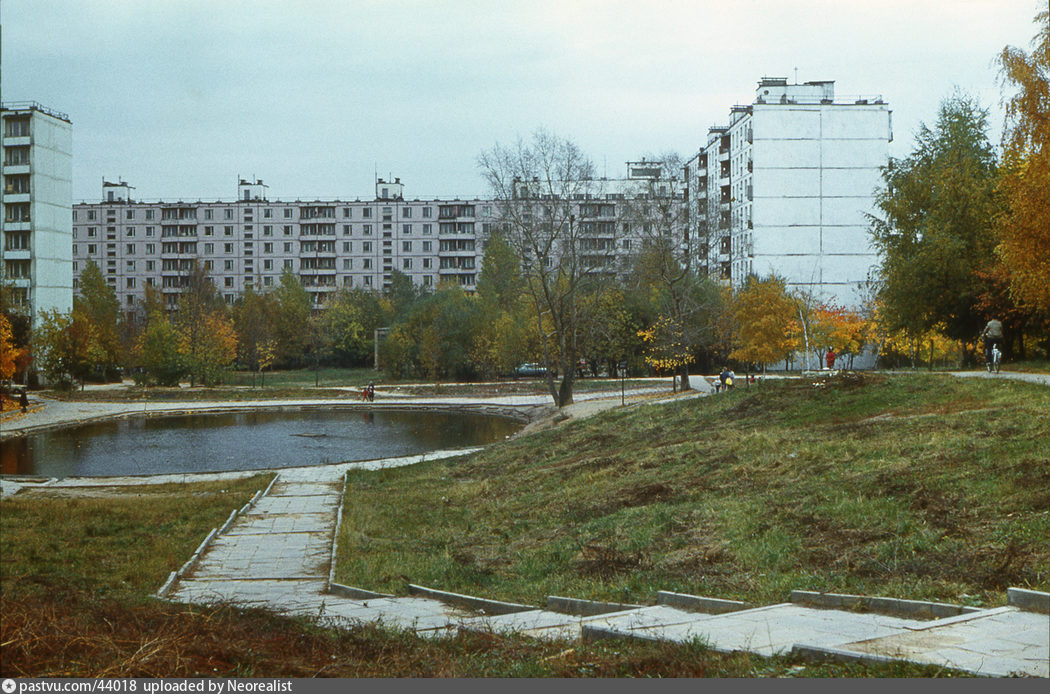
225,367,378,388
335,372,1050,608
0,474,958,677
1,476,274,600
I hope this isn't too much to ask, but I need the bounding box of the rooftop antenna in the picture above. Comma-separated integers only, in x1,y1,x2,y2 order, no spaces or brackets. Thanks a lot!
794,67,798,84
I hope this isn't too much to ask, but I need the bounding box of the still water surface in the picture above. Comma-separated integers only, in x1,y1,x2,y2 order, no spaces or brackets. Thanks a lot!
2,409,520,477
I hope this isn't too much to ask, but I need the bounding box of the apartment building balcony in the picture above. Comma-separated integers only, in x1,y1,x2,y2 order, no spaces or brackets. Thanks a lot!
2,163,30,176
2,249,31,261
2,220,31,231
3,192,30,204
6,277,31,289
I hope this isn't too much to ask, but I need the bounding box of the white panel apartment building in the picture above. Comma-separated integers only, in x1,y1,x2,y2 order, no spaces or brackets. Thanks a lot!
685,78,891,307
72,172,678,312
2,102,74,322
73,178,498,311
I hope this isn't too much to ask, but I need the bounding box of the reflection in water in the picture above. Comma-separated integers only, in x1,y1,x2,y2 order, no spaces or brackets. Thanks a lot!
2,409,520,477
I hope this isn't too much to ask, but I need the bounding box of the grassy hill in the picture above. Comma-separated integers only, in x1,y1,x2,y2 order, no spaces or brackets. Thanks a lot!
336,372,1050,607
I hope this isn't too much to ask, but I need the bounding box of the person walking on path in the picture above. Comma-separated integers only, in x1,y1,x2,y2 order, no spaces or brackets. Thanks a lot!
19,388,29,413
980,319,1004,371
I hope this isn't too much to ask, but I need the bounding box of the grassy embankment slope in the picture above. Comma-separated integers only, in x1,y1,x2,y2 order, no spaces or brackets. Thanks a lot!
336,373,1050,607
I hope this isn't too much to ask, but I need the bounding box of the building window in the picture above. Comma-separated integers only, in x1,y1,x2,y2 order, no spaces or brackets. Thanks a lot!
342,208,351,218
284,259,293,269
402,258,412,269
146,261,155,271
88,210,97,221
403,224,412,234
343,259,352,270
422,206,432,218
225,277,234,287
264,242,273,253
422,224,432,235
204,243,214,253
283,225,292,235
343,242,351,252
343,225,351,235
363,224,372,236
126,244,135,254
283,242,292,252
264,259,272,270
126,277,136,289
264,208,272,218
422,241,432,252
145,243,155,254
362,241,372,252
423,275,433,286
204,209,213,220
126,227,136,237
362,259,371,269
88,244,97,254
126,210,135,220
224,260,234,270
224,209,233,220
224,243,233,253
284,209,293,219
145,210,154,220
422,258,431,269
264,225,272,235
146,226,155,236
364,276,372,287
402,241,411,252
362,208,372,219
264,276,273,286
204,260,214,270
88,227,97,238
73,245,79,255
224,226,233,236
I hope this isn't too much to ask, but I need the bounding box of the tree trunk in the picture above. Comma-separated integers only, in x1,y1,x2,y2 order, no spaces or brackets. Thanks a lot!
678,363,691,391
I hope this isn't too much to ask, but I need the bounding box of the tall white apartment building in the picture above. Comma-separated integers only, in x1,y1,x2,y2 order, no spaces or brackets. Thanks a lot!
685,78,891,307
2,102,74,321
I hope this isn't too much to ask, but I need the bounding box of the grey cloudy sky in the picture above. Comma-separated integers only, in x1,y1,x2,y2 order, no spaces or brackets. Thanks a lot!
2,0,1041,202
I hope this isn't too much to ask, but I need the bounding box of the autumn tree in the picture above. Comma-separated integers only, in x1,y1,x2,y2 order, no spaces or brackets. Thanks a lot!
478,129,611,406
74,261,122,379
176,310,238,386
471,231,532,379
996,9,1050,315
233,287,278,384
0,313,22,380
729,275,799,372
175,265,236,386
869,93,999,358
32,309,104,389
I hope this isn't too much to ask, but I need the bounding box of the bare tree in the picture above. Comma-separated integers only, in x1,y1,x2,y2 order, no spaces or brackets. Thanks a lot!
478,129,612,407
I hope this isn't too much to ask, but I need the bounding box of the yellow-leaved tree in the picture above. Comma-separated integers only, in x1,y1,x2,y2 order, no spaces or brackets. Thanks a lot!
729,276,799,372
997,9,1050,313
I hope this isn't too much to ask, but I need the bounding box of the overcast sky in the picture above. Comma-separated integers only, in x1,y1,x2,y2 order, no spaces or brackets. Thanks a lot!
2,0,1042,202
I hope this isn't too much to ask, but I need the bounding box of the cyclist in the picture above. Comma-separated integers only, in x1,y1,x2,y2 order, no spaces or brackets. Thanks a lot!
980,318,1004,372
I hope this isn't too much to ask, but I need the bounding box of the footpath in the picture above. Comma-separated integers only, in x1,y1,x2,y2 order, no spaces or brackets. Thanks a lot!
4,374,1049,676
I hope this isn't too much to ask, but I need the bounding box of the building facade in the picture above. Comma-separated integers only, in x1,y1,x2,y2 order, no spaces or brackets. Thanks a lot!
72,172,680,313
2,102,74,322
73,178,502,311
685,78,891,307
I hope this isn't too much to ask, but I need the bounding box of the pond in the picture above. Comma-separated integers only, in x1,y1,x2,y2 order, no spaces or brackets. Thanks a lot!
1,408,521,477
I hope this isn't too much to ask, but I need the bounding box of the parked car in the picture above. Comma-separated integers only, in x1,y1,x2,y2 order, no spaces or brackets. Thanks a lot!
514,363,549,377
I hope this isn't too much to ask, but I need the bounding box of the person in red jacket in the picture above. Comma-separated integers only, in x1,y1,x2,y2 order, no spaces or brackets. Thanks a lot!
825,348,836,370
